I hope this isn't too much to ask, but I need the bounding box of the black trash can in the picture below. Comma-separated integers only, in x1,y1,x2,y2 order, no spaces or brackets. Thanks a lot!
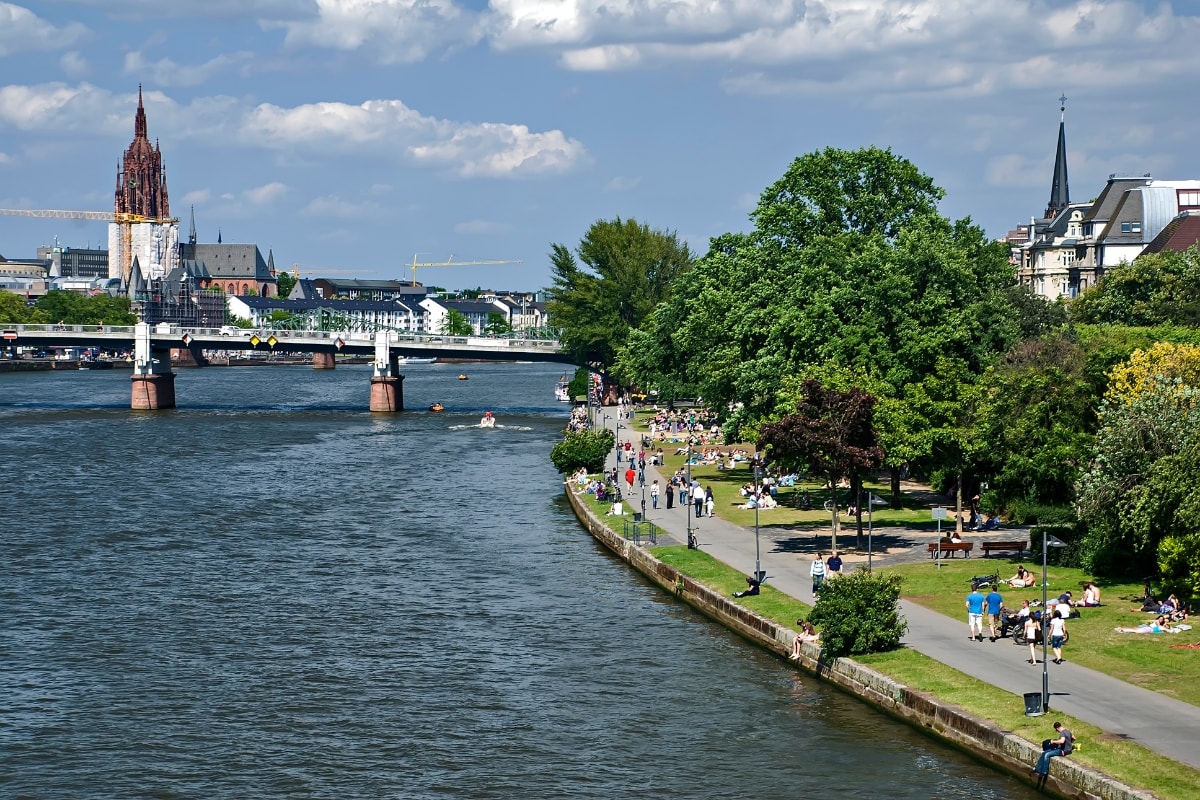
1024,692,1045,716
632,512,643,522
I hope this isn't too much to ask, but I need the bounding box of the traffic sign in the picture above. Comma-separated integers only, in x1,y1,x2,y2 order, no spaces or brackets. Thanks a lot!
2,330,17,340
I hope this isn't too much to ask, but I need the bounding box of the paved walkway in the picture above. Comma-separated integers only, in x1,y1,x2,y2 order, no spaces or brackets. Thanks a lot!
599,429,1200,771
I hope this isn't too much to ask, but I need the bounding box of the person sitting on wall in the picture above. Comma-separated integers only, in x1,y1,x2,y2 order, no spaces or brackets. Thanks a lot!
790,620,820,660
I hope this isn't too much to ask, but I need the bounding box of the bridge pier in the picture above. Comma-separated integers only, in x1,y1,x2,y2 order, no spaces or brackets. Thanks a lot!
369,331,404,412
313,351,336,369
130,323,176,410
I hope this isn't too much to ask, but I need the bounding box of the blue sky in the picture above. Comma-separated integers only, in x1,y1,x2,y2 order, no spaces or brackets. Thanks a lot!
2,0,1198,291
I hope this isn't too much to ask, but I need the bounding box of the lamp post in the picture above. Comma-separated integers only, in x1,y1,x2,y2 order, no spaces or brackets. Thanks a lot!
752,458,762,582
1039,532,1069,713
685,437,696,548
866,491,887,573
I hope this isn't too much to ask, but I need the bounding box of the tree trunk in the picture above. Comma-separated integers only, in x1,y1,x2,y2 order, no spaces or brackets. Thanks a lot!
829,481,838,554
853,477,865,550
955,469,964,535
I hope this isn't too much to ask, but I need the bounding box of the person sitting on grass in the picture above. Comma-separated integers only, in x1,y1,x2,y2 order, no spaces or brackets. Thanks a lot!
733,575,761,598
1008,565,1036,588
1080,582,1101,607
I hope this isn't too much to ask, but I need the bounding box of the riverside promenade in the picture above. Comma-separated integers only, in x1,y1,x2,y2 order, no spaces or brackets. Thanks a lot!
604,441,1200,772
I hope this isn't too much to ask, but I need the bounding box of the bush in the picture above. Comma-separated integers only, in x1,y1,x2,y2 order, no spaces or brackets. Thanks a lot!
550,428,615,475
809,570,907,656
1007,500,1077,526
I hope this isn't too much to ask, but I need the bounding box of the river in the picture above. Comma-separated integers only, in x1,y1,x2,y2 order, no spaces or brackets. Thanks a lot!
0,362,1039,798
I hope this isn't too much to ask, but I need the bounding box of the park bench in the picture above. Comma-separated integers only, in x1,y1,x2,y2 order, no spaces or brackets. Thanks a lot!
928,541,974,558
981,540,1029,558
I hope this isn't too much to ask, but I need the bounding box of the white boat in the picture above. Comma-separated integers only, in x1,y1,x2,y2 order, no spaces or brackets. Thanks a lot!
396,356,437,365
554,378,570,402
480,411,496,428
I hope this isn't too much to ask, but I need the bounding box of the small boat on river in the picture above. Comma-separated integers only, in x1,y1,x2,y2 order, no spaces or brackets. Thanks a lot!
429,402,445,412
398,357,437,365
458,374,469,381
554,376,570,402
479,411,495,428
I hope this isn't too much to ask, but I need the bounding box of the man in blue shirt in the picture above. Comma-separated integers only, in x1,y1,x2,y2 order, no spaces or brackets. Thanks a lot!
965,586,986,642
985,585,1004,641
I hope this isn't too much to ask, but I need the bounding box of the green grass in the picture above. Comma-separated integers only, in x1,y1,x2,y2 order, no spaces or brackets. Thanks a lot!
651,545,812,628
881,559,1200,707
857,648,1200,799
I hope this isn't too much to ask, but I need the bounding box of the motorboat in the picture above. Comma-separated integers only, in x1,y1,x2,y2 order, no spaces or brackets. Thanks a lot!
429,402,445,412
554,377,570,402
458,374,469,380
398,356,437,365
479,411,496,428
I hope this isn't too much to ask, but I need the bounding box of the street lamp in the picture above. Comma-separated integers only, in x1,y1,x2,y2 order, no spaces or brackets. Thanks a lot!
866,491,888,573
685,436,697,549
752,457,762,582
1037,532,1069,714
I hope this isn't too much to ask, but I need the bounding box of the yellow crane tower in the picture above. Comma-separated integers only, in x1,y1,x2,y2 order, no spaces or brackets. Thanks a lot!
408,254,522,286
0,207,179,288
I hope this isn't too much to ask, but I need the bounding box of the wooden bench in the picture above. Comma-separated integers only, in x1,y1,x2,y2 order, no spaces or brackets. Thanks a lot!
928,541,974,558
981,540,1029,558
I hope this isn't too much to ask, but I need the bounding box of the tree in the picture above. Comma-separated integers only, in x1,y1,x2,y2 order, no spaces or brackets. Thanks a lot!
276,271,297,298
757,379,885,551
35,291,135,325
550,428,615,474
546,217,693,373
441,309,472,336
0,291,43,323
484,312,512,336
1105,341,1200,408
808,570,907,656
1071,246,1200,326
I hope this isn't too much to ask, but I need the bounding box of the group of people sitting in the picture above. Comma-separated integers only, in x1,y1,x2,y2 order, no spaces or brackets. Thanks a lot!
736,483,778,510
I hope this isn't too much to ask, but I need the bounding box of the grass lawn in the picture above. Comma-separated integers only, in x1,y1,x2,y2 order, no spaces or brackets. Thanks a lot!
642,536,1200,798
857,647,1200,800
881,559,1200,707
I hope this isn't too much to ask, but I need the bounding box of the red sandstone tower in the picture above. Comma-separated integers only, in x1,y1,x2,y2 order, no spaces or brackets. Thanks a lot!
115,85,170,220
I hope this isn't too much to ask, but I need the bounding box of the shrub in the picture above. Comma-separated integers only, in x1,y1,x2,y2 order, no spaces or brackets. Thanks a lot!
550,428,615,474
809,570,907,656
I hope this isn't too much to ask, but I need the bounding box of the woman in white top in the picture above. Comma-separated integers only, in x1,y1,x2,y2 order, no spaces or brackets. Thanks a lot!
1024,615,1040,664
1048,613,1067,664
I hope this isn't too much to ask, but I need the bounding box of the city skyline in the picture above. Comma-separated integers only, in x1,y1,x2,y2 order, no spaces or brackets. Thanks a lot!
2,1,1199,291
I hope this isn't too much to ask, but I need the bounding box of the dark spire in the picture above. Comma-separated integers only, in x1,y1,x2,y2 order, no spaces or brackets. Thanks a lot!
1045,94,1070,219
218,228,222,244
135,84,147,140
188,205,197,245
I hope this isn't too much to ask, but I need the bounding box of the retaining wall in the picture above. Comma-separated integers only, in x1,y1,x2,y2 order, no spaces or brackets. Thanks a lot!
566,484,1157,800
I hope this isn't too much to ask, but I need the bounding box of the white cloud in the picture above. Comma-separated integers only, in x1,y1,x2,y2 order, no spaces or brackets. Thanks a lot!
245,182,288,204
59,51,89,79
0,3,87,57
0,151,11,165
269,0,483,64
0,83,588,179
182,189,212,204
602,175,640,193
302,194,383,218
123,50,255,88
454,219,513,234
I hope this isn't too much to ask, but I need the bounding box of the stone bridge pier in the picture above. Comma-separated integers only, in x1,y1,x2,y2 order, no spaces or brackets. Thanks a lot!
369,330,404,412
131,322,176,409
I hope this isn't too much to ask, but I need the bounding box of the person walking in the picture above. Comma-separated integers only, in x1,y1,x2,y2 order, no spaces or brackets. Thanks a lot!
810,552,826,595
1049,607,1068,664
965,585,986,642
692,482,705,517
650,480,660,509
1024,613,1040,664
665,477,674,510
705,486,715,517
985,584,1004,641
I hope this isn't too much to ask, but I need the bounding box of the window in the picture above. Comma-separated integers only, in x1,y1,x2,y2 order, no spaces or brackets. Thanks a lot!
1121,222,1131,233
1131,222,1142,233
1179,190,1200,209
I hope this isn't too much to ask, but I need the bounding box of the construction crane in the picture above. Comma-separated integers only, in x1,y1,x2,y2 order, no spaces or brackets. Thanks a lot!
408,254,522,286
0,207,179,288
290,263,364,277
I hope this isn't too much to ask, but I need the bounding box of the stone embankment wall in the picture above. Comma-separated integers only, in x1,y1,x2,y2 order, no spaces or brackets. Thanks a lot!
565,484,1156,800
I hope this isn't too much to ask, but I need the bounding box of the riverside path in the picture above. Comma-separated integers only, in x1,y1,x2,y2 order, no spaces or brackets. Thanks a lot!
597,417,1200,772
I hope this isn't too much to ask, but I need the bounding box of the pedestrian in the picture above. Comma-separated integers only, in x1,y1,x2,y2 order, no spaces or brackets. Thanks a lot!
678,474,688,507
665,477,674,510
1049,607,1067,664
985,584,1004,641
965,585,985,642
624,466,636,493
1024,613,1040,664
1033,721,1074,788
826,550,843,576
692,482,705,517
705,485,715,517
810,552,826,595
650,480,660,509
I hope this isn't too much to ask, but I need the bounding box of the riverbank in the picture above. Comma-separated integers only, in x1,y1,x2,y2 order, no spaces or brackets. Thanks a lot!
564,482,1172,800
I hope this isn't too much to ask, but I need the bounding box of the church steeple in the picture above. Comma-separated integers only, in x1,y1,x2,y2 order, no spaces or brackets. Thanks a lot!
1044,94,1070,219
188,205,197,245
115,84,170,220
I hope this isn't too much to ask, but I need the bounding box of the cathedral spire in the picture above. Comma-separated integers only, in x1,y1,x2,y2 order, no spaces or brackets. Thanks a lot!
189,205,197,245
1045,94,1070,219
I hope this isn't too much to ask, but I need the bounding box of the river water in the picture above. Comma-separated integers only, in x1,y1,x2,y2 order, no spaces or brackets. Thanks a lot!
0,362,1038,799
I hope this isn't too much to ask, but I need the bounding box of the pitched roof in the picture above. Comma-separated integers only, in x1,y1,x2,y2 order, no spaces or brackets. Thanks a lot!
1141,212,1200,256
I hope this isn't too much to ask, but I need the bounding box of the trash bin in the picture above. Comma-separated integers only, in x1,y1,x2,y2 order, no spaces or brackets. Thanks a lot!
632,512,643,522
1024,692,1045,716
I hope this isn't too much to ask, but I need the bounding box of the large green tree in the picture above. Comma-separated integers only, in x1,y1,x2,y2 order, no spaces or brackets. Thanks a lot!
546,217,693,373
1071,246,1200,326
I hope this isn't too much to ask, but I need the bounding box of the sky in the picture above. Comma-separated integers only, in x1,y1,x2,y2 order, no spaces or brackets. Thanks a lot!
1,1,1199,292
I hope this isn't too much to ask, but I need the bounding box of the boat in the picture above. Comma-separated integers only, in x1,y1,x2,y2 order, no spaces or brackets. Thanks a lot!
81,359,115,370
429,402,445,412
397,356,437,365
458,374,469,381
554,377,570,402
479,411,495,428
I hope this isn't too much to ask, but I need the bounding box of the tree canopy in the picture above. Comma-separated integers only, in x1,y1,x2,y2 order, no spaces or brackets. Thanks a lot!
546,217,693,372
1071,246,1200,327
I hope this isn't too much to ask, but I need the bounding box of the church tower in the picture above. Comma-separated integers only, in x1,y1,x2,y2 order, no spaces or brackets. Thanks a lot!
108,86,179,284
1044,95,1070,220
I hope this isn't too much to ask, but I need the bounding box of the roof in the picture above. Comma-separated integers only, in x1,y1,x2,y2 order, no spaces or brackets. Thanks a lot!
1141,211,1200,256
1084,176,1152,223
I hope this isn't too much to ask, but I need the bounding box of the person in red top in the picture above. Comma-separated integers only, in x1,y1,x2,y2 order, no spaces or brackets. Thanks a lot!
624,467,636,492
